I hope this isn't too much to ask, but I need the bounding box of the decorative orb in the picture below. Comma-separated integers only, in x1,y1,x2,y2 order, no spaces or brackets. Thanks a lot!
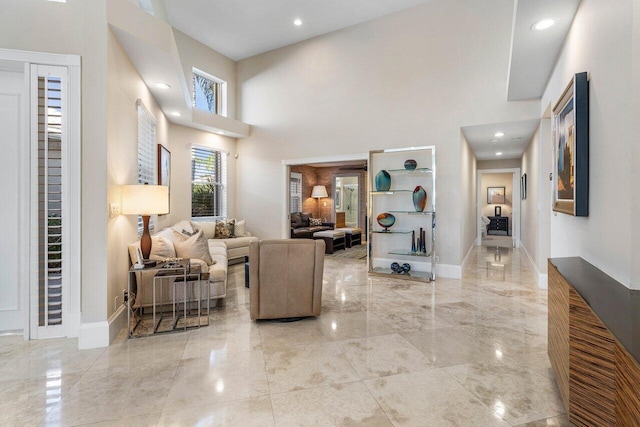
404,159,417,170
376,212,396,230
402,263,411,273
391,262,401,273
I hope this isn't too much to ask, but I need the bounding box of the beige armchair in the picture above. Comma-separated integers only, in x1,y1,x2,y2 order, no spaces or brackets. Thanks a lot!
249,239,325,320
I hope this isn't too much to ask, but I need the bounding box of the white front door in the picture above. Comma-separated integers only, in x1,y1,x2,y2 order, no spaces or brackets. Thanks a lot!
0,68,26,332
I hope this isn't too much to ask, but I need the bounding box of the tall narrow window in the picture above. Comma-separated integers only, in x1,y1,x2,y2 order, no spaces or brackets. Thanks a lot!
193,68,227,116
290,172,302,213
38,75,63,327
137,101,156,234
191,146,227,219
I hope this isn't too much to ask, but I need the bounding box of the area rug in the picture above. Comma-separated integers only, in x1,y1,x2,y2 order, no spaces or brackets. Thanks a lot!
326,244,367,259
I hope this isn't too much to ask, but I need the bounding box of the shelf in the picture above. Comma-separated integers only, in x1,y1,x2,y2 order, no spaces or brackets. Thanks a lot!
371,190,412,195
371,267,433,280
371,229,413,234
388,210,434,215
388,250,433,257
387,167,433,174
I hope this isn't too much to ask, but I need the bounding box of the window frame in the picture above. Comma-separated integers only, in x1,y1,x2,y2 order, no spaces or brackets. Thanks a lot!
136,100,157,235
190,144,227,221
192,67,227,117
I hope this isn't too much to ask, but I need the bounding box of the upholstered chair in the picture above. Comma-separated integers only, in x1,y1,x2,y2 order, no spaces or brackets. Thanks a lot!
249,239,325,320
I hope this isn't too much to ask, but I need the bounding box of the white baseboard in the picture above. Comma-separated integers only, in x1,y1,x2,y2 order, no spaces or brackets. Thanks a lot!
520,244,547,289
78,304,126,350
437,264,461,279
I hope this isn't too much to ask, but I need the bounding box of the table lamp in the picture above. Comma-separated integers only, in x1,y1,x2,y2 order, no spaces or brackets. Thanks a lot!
121,184,169,262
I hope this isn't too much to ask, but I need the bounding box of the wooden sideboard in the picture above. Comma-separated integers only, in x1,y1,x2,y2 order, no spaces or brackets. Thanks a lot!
548,258,640,426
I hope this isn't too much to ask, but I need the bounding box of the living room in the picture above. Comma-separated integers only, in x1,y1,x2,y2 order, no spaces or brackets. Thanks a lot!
1,0,639,425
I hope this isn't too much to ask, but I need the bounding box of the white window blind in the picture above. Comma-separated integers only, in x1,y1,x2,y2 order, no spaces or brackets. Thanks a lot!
191,146,226,218
137,101,157,234
290,173,302,213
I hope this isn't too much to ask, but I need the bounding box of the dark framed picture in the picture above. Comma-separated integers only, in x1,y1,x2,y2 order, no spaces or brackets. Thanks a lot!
487,187,505,204
157,144,171,214
553,72,589,216
521,173,527,200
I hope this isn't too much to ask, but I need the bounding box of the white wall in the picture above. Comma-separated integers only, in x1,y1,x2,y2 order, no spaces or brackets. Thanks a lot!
460,132,477,259
481,173,513,234
477,159,521,170
0,0,109,323
237,0,539,267
520,128,539,271
169,124,237,222
542,0,635,287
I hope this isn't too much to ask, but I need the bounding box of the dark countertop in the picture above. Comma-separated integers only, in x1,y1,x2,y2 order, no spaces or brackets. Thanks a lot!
550,257,640,363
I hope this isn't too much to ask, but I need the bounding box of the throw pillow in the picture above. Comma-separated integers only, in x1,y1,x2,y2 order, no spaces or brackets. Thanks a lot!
149,236,176,261
190,221,217,240
290,212,303,228
301,212,311,227
214,220,234,239
171,220,193,235
172,230,214,265
309,218,323,226
234,219,246,237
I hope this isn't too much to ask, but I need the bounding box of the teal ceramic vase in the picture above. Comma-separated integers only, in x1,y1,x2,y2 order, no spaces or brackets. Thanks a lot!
375,170,391,191
376,212,396,231
413,186,427,212
404,159,417,170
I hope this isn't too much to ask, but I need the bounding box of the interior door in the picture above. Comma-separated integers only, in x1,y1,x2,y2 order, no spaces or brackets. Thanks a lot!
0,68,26,332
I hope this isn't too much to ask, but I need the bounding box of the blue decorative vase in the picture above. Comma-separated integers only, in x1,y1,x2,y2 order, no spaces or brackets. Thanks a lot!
404,159,417,170
376,212,396,231
412,186,427,212
375,170,391,191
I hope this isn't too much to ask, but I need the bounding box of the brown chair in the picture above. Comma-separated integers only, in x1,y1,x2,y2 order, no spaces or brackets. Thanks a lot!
249,239,325,320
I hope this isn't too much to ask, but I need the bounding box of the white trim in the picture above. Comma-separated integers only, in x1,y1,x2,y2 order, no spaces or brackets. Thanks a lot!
437,264,462,279
78,304,126,350
520,243,548,289
476,167,521,248
460,241,475,272
282,152,368,166
0,48,80,66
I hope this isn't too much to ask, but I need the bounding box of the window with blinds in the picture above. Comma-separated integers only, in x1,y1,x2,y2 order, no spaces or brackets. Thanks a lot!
38,75,63,327
137,101,156,234
193,68,226,116
290,172,302,213
191,146,226,219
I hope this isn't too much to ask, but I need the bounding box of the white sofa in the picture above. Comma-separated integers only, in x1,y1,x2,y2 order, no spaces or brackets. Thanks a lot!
127,219,257,308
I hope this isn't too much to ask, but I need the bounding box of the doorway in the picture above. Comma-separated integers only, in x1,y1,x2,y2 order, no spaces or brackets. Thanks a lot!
477,168,521,248
0,50,81,339
334,174,360,228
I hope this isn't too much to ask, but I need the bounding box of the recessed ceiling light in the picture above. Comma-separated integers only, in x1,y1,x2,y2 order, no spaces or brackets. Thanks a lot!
490,139,499,144
294,18,302,26
218,131,225,135
531,18,555,31
155,82,171,89
496,152,503,156
47,0,67,3
170,111,181,117
494,132,504,137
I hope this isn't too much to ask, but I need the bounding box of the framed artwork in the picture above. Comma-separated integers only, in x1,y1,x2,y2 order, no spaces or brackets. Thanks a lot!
553,72,589,216
487,187,505,204
521,173,527,200
157,144,171,214
335,188,341,209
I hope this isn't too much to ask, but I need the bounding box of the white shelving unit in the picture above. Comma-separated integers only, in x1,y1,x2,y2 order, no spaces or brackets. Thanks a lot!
368,146,436,281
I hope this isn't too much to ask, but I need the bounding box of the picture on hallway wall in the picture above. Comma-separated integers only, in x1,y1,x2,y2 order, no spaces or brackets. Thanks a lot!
553,72,589,216
521,173,527,200
158,144,171,214
487,187,505,204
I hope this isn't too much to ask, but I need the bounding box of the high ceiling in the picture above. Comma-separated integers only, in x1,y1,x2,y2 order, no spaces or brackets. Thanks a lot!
461,119,541,161
161,0,433,61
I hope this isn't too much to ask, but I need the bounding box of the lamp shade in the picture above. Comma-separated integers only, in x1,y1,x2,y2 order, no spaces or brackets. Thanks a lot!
311,185,328,198
121,185,169,215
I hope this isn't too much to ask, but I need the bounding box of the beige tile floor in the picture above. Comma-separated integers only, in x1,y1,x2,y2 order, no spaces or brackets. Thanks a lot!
0,245,573,426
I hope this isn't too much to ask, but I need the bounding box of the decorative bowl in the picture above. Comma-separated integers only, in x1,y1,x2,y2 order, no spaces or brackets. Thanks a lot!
376,212,396,230
404,159,417,170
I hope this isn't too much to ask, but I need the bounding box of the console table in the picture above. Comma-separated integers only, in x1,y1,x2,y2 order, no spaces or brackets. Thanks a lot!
548,257,640,425
487,216,508,235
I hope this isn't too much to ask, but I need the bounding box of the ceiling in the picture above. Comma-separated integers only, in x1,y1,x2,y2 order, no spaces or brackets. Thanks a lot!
161,0,433,61
462,119,540,161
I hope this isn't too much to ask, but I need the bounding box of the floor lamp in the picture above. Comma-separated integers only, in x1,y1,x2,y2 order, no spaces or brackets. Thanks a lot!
121,184,169,264
311,185,328,219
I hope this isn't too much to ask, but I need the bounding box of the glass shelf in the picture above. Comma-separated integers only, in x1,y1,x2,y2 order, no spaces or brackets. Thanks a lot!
371,229,413,234
370,190,412,195
388,210,434,215
371,267,432,279
387,167,433,174
388,250,433,257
